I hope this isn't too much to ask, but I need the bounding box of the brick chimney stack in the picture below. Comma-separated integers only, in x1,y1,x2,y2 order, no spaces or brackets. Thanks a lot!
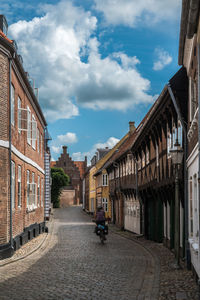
63,146,67,154
129,121,136,133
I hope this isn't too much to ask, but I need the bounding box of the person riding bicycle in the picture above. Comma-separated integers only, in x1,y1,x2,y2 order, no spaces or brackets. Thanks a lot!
94,206,106,234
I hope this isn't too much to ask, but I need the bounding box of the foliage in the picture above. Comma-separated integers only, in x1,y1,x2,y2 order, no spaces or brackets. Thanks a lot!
51,167,69,208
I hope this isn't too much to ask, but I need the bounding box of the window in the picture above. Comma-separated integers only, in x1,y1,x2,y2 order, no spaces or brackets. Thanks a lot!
37,128,40,153
11,85,15,125
32,115,37,149
138,156,141,170
32,172,36,207
156,142,159,167
18,97,22,133
189,177,193,237
102,198,108,212
41,178,43,205
41,133,43,157
142,151,145,168
11,161,15,209
37,176,40,206
18,166,22,207
146,147,150,165
102,174,108,186
178,121,183,147
27,106,31,145
27,170,30,206
190,78,198,121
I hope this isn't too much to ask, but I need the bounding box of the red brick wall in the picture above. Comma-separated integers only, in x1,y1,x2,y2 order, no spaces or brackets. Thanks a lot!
0,48,45,246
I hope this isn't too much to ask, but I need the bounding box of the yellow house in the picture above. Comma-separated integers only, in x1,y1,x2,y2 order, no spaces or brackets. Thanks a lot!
89,165,97,213
88,122,135,217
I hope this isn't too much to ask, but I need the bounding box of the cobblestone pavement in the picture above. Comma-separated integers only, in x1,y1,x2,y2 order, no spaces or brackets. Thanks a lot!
110,228,199,300
0,206,159,300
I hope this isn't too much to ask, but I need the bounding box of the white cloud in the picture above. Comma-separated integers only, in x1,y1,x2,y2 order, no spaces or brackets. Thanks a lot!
51,131,78,154
57,132,78,144
153,48,172,71
51,146,62,154
9,0,156,120
72,136,120,162
94,0,181,27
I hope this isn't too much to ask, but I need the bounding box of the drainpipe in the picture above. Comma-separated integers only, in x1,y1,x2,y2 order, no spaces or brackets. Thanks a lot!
9,56,13,251
167,84,189,267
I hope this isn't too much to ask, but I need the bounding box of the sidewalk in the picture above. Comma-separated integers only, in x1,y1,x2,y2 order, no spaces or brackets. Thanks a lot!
0,215,54,267
110,225,199,300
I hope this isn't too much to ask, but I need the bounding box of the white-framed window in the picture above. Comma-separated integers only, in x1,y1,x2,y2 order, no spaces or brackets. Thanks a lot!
190,77,198,121
11,84,15,125
102,174,108,186
32,115,37,149
41,178,44,207
37,175,40,206
41,133,43,157
32,172,36,207
18,97,22,133
27,170,30,206
27,106,31,145
177,121,183,147
102,198,108,212
11,161,15,209
37,128,40,153
18,165,22,207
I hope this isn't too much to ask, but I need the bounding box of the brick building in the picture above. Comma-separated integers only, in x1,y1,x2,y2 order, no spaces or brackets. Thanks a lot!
51,146,87,205
0,15,50,259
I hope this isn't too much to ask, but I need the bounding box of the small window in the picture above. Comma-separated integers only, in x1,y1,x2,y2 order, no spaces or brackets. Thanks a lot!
102,198,108,212
27,170,30,206
190,78,198,121
11,85,15,126
102,174,108,186
18,97,22,133
27,106,31,145
11,161,15,209
37,128,40,153
18,165,22,207
37,176,40,206
41,178,44,207
32,115,37,149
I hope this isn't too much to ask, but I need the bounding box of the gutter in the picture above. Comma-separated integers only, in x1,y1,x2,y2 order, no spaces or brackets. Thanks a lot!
9,55,13,251
167,84,189,267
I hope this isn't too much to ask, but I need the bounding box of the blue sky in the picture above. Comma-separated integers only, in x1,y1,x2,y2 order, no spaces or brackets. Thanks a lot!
1,0,182,162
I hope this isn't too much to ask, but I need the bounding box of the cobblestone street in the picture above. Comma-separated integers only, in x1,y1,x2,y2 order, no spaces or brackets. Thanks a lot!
0,206,158,300
0,206,199,300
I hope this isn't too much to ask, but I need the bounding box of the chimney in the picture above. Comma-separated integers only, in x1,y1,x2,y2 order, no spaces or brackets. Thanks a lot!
0,15,8,36
63,146,67,154
129,121,136,133
85,156,87,167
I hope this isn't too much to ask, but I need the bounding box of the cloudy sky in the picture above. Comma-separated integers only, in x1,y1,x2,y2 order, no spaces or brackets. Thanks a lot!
1,0,181,162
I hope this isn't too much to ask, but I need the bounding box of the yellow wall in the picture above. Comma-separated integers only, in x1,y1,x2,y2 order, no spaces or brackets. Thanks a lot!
89,132,130,217
89,166,96,213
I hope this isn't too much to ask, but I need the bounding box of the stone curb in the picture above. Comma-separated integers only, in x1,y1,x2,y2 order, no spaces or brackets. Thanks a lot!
0,215,55,268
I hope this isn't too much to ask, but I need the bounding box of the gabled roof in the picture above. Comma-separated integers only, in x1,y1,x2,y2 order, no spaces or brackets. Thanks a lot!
0,29,12,44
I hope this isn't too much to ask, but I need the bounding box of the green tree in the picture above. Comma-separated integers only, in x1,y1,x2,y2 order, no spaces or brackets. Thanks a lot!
51,167,69,208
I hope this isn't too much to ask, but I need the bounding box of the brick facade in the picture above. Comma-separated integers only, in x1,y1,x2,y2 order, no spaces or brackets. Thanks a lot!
53,146,87,205
0,21,48,259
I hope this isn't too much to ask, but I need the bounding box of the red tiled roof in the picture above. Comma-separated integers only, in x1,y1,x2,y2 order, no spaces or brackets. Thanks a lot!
74,161,85,179
0,30,13,44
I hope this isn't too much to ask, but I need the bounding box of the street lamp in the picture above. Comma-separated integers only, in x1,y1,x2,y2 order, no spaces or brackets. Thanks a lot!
170,139,184,267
